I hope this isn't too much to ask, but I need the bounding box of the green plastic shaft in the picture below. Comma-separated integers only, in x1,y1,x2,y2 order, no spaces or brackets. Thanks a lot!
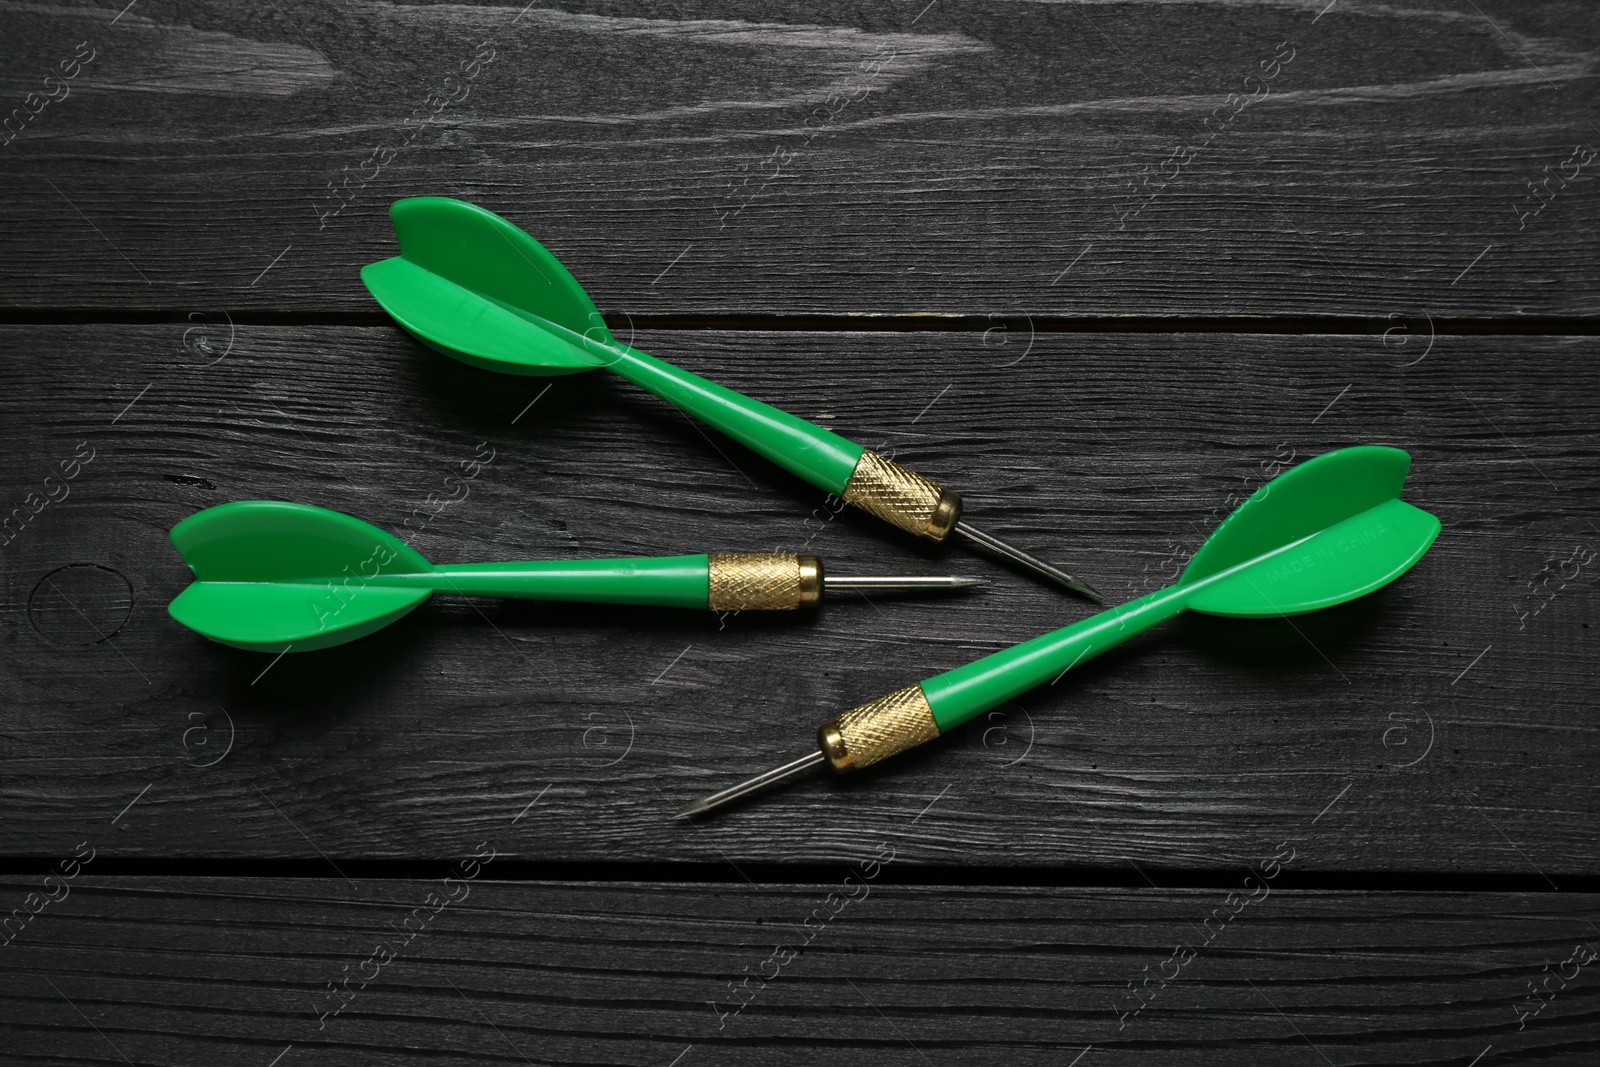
601,344,865,494
921,584,1193,732
391,555,713,609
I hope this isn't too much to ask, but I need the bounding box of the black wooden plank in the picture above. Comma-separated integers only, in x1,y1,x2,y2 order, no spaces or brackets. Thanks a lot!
0,878,1596,1065
1,1,1597,316
1,324,1594,870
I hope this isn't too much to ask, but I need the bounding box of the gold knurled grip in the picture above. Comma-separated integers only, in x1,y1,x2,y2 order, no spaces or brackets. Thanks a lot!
842,450,962,542
818,683,941,773
707,553,823,611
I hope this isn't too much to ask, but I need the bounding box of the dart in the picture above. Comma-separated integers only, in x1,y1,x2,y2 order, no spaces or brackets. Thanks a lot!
166,501,986,653
678,446,1440,818
359,197,1101,600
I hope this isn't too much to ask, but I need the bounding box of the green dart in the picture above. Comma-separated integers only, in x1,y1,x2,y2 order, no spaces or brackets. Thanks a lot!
166,501,987,653
359,197,1101,600
678,445,1441,818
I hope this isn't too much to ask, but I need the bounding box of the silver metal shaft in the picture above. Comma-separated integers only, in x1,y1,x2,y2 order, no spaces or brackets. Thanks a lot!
675,750,825,819
954,520,1103,601
822,574,988,593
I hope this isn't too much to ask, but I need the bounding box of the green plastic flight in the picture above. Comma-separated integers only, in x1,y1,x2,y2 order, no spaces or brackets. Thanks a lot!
167,501,984,653
358,196,1102,599
678,446,1443,817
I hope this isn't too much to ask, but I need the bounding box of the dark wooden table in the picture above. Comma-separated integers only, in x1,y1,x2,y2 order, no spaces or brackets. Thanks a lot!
3,1,1598,1063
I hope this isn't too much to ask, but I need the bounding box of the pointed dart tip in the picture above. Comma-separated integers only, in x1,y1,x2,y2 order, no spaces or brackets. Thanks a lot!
673,751,826,822
1037,572,1105,603
1066,577,1106,603
822,574,992,595
953,520,1104,602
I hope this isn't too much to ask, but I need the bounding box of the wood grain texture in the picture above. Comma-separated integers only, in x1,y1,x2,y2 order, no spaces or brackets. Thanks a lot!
1,878,1597,1065
2,1,1597,316
1,324,1595,870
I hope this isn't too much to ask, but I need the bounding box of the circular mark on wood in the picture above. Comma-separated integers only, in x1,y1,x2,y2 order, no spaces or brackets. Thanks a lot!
28,564,135,645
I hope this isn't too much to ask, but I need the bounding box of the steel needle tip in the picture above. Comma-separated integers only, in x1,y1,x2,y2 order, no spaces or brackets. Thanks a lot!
676,750,825,819
823,574,990,594
953,519,1104,601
